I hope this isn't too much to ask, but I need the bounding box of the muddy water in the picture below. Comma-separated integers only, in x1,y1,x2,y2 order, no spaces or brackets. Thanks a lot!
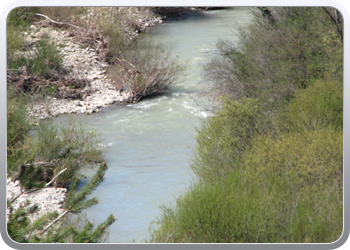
74,8,253,243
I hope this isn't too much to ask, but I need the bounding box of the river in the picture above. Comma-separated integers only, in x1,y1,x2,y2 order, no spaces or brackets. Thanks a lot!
68,7,253,243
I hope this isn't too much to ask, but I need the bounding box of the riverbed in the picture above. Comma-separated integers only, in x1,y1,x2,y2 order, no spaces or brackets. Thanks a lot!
64,7,253,243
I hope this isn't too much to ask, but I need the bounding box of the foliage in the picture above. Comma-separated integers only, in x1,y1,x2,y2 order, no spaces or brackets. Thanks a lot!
26,117,104,187
204,7,343,109
191,97,272,183
9,39,65,79
7,93,114,243
149,129,342,243
149,7,343,243
7,93,32,153
7,163,116,243
36,7,88,23
7,93,33,175
278,78,343,132
7,7,39,63
109,42,185,102
7,93,104,188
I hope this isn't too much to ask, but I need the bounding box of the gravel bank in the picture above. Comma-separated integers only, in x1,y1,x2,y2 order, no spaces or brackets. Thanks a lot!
24,8,164,121
26,26,133,121
6,179,67,223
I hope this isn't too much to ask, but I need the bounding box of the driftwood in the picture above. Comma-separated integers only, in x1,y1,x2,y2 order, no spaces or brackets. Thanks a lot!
10,167,68,204
35,13,83,30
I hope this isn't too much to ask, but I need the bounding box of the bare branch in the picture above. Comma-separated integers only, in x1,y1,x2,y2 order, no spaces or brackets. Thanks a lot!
35,13,83,30
45,168,68,187
322,7,343,42
39,209,70,236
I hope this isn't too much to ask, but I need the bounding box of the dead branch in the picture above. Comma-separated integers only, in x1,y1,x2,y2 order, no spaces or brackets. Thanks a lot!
35,13,83,30
45,168,67,187
39,209,70,236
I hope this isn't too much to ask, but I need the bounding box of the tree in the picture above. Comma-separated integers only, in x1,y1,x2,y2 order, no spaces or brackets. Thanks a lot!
7,94,115,243
7,162,116,243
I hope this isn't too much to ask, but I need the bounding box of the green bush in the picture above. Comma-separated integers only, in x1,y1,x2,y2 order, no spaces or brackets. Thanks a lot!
204,7,343,108
191,97,272,183
7,97,104,187
151,7,344,244
7,162,116,243
9,39,65,79
27,117,104,187
7,94,114,243
278,79,343,132
7,7,39,66
149,128,343,243
7,93,33,175
7,94,32,150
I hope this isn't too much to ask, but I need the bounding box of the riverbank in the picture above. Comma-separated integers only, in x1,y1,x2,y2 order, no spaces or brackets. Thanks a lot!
11,8,164,121
6,178,67,223
8,7,214,122
26,25,134,120
6,7,235,240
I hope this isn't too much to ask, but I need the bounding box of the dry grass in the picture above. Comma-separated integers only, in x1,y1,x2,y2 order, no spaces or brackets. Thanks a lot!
108,42,185,102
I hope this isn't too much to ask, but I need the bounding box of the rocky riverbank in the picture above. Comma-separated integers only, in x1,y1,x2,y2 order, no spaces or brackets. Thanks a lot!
27,25,134,120
9,7,217,122
22,10,164,121
7,178,67,223
6,7,214,235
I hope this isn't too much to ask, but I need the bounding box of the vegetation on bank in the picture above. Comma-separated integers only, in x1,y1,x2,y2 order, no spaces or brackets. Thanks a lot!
148,7,343,243
6,6,204,243
7,89,115,242
6,7,167,243
7,7,186,102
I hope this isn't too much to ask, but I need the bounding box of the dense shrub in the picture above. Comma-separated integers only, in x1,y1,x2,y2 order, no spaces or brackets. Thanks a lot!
7,93,104,187
278,79,343,132
204,7,343,109
150,129,343,243
7,94,33,175
7,94,32,151
149,7,343,243
191,97,272,183
7,94,115,243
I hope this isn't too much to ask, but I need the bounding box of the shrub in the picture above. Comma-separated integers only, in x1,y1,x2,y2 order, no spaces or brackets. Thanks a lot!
36,7,87,23
7,92,34,175
9,39,65,79
149,128,343,243
7,7,38,68
27,117,104,187
204,7,343,108
278,79,343,132
7,162,116,243
108,42,185,102
191,97,272,183
7,93,32,151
